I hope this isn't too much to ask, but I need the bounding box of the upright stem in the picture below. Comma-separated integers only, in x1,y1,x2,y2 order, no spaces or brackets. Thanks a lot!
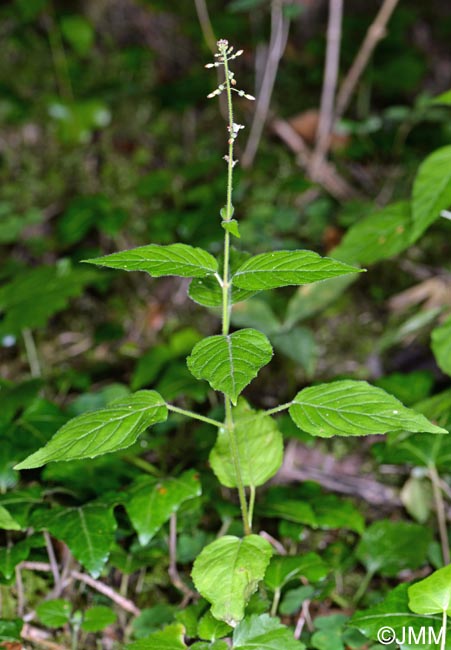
220,44,250,536
429,464,450,565
441,610,447,650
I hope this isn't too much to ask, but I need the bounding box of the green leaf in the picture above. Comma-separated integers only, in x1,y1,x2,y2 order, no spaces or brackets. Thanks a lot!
356,520,431,576
81,605,117,632
0,263,96,337
233,614,306,649
187,329,273,404
125,470,201,545
232,250,360,291
191,535,273,626
412,145,451,241
60,15,94,55
197,610,232,641
408,565,451,615
221,219,240,238
0,618,23,642
349,584,443,644
32,505,117,578
36,599,72,628
86,244,218,279
0,538,30,579
432,89,451,105
0,506,21,531
126,623,187,649
15,390,167,470
331,202,412,264
431,315,451,377
280,586,315,616
289,380,447,438
264,553,328,591
210,400,283,488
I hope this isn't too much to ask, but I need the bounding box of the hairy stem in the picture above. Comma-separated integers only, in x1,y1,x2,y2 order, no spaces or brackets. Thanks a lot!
166,404,223,428
220,45,250,535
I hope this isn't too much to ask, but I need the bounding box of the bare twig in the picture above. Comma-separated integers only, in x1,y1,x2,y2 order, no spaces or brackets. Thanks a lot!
242,0,290,168
21,561,52,572
15,565,25,617
311,0,343,175
335,0,401,119
168,513,196,604
259,530,287,555
194,0,216,53
44,531,61,588
294,599,312,639
71,570,141,616
429,465,450,565
22,624,67,650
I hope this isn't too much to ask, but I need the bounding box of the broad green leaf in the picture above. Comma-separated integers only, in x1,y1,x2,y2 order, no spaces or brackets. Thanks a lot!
197,611,232,641
313,494,364,533
191,535,273,626
0,619,23,643
432,89,451,105
86,243,218,278
272,326,317,375
431,315,451,377
356,520,431,576
15,390,167,470
284,275,355,328
331,202,412,264
125,470,201,545
232,250,360,291
210,400,283,488
191,643,228,650
311,614,348,650
32,505,117,578
349,584,444,646
233,614,306,649
60,15,94,56
232,298,281,335
187,329,273,404
0,263,96,337
126,623,187,649
0,506,21,531
36,599,72,628
412,145,451,241
81,606,117,632
289,380,447,438
0,538,30,579
375,371,434,407
132,605,176,638
264,553,328,591
408,565,451,615
280,586,315,616
400,476,432,523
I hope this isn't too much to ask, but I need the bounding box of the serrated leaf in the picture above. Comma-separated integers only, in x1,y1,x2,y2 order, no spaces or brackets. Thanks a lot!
126,623,187,649
81,605,117,632
125,470,201,545
408,565,451,615
412,145,451,241
289,380,447,438
32,505,117,578
232,250,360,291
210,400,283,488
264,553,328,591
0,539,30,579
191,535,273,626
197,611,232,641
431,315,451,377
233,614,306,649
221,219,240,238
36,599,72,628
187,329,273,404
85,243,218,278
0,506,21,531
332,202,412,264
15,390,167,470
356,520,431,576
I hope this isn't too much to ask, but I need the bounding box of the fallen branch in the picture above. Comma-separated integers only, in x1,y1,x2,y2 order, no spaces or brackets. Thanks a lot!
71,570,141,616
21,624,66,650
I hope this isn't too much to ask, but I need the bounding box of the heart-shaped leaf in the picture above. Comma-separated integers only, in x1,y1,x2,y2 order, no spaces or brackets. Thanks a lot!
232,251,360,291
36,599,72,628
408,565,451,615
86,243,218,278
125,470,201,545
289,380,447,438
209,400,283,488
233,614,306,649
187,329,273,404
264,553,328,591
412,145,451,241
431,315,451,377
191,535,273,626
15,391,168,469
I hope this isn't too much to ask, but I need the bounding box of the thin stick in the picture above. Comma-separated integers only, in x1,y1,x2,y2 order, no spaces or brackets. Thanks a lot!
429,465,450,565
22,624,67,650
71,570,141,616
294,598,312,639
15,566,24,617
168,513,196,601
311,0,343,175
22,328,42,378
335,0,401,119
242,0,289,168
194,0,217,53
259,530,287,556
44,531,61,588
